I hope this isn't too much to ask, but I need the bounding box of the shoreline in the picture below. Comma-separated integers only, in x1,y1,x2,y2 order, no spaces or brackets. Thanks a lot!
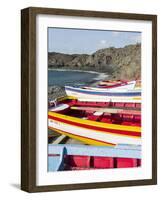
48,67,106,74
48,68,109,84
48,68,109,100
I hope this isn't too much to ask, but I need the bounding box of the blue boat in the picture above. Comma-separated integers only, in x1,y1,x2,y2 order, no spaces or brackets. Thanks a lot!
48,144,141,171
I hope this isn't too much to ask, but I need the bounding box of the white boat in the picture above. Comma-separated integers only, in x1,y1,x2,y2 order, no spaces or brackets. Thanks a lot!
65,86,141,103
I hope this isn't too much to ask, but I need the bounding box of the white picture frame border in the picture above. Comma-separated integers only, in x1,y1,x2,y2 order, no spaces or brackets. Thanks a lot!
36,14,152,186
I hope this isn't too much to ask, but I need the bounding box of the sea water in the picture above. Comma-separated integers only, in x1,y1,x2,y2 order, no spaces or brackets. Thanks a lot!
48,69,106,87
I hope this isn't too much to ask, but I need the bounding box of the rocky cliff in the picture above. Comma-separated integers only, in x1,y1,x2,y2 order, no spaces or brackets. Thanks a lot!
48,43,141,80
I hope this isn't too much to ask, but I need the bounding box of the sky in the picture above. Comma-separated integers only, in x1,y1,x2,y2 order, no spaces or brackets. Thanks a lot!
48,28,141,54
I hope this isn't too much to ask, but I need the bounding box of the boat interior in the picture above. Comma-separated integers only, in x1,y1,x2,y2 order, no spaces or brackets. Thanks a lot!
49,98,141,127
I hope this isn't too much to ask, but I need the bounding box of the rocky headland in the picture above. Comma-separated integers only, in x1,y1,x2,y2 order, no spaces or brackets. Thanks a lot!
48,43,141,80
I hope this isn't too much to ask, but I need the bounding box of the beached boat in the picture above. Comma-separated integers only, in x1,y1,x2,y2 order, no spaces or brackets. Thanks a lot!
49,96,141,109
99,79,128,86
65,86,141,103
67,81,137,93
48,96,141,146
48,144,141,171
88,80,137,91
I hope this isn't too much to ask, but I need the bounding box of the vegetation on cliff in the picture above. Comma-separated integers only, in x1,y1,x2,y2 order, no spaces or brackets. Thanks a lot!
48,43,141,80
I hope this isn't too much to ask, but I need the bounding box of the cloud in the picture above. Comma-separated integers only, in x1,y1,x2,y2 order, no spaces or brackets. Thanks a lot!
133,35,141,43
97,39,113,49
128,34,141,44
112,32,121,37
99,40,109,47
100,40,107,45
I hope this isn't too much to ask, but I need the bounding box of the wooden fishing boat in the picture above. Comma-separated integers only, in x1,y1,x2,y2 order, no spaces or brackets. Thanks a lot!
48,96,141,146
48,144,141,171
99,79,123,84
65,86,141,103
49,96,141,109
99,80,128,86
93,80,136,91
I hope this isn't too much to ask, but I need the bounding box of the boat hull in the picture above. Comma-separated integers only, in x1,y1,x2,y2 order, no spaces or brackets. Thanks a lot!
65,86,141,103
48,111,141,146
48,144,141,171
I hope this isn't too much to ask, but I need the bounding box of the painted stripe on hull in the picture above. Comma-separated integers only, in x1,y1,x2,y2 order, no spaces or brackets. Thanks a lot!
48,118,141,145
49,126,115,146
65,91,141,103
76,97,141,103
65,86,141,96
48,112,140,132
48,115,141,137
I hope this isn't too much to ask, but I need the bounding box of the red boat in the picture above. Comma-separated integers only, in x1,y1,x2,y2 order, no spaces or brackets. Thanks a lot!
48,96,141,146
48,144,141,171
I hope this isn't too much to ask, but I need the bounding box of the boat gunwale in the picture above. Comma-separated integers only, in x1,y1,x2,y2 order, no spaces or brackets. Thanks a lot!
48,126,116,146
65,86,141,96
48,116,141,138
48,111,141,133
